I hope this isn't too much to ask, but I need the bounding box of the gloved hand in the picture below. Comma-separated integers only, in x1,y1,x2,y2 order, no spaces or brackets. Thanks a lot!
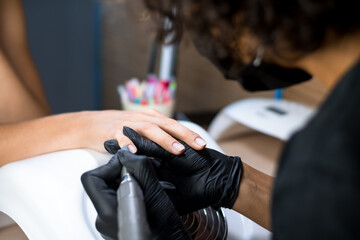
81,144,191,240
122,126,243,215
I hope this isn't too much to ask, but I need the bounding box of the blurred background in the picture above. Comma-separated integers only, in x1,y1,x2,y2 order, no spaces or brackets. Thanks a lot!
23,0,100,113
23,0,328,123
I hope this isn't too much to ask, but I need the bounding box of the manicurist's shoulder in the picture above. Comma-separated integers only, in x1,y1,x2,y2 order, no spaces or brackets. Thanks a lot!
276,58,360,177
271,59,360,240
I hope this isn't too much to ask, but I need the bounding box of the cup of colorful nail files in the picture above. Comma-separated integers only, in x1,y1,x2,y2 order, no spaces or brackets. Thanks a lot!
118,77,176,117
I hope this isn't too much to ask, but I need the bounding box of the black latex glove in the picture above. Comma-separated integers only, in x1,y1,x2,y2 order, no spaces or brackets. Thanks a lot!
122,126,243,215
81,145,191,240
81,154,121,240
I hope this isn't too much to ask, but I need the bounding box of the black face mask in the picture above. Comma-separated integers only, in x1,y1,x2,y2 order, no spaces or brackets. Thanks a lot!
191,34,312,92
228,61,312,92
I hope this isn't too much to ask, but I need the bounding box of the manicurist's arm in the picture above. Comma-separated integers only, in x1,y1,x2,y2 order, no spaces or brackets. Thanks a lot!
232,163,273,230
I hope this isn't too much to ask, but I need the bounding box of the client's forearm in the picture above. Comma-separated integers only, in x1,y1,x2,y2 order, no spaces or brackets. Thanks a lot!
232,163,273,231
0,112,85,166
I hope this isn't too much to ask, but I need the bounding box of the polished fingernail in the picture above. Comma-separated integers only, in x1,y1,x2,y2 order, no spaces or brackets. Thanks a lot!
128,144,137,153
172,142,185,152
195,137,207,147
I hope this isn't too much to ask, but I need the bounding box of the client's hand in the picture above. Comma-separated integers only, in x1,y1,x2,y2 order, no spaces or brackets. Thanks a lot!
78,110,206,155
81,145,191,240
123,127,243,215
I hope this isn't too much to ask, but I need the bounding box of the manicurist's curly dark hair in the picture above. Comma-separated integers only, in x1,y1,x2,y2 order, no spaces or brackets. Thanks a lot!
143,0,360,60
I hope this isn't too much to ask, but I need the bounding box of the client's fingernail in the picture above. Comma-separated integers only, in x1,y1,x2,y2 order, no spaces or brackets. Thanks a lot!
172,142,185,152
195,137,207,147
128,144,137,153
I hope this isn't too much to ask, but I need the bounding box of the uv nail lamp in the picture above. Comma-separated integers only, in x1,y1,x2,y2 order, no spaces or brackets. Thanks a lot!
208,98,316,141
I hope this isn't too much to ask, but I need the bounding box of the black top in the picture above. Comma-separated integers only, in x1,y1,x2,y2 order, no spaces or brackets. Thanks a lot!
272,59,360,240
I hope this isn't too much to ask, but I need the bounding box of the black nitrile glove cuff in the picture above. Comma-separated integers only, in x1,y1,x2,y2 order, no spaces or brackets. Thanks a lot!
220,156,242,209
209,155,242,210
